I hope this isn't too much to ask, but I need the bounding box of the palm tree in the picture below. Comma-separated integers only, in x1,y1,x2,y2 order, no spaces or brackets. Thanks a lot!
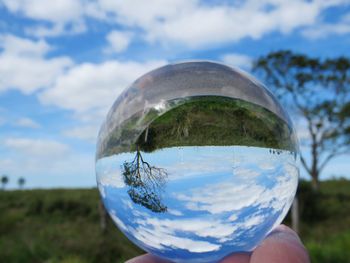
1,175,9,190
18,177,25,189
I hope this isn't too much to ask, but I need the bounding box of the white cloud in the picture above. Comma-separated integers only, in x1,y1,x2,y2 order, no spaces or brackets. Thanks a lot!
97,0,195,28
4,137,69,157
1,137,95,188
131,221,221,253
220,53,252,69
25,21,87,38
102,148,299,259
110,210,128,232
138,217,235,241
2,0,83,23
1,0,85,37
176,162,298,214
140,146,236,182
2,0,348,45
302,12,350,39
96,0,348,48
167,208,183,216
39,60,166,120
97,169,125,189
0,35,73,94
104,30,133,53
108,202,222,254
63,124,99,142
96,155,126,188
15,117,41,129
0,34,50,56
243,214,266,229
178,181,265,214
233,167,260,179
228,214,238,221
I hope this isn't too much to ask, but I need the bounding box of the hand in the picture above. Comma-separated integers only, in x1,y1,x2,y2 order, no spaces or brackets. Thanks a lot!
126,225,310,263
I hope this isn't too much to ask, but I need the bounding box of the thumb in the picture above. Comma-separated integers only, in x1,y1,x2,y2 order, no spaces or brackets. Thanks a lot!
250,225,310,263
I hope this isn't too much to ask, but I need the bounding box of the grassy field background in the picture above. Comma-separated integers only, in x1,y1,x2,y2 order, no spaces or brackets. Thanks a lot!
1,179,349,263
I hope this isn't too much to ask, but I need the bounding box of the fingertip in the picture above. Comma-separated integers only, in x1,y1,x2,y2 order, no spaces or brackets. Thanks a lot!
126,254,170,263
219,252,251,263
272,224,300,239
250,226,310,263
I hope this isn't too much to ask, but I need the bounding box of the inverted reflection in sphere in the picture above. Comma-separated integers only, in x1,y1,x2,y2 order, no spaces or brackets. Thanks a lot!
95,62,299,263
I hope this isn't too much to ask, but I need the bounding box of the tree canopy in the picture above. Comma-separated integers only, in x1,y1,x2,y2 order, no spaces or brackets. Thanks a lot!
253,50,350,189
1,175,9,190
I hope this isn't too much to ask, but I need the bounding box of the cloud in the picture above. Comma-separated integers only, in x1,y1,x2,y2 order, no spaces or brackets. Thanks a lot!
302,12,350,39
1,137,95,187
4,137,68,156
0,35,73,94
96,0,348,48
1,0,85,36
15,117,41,129
108,201,223,254
63,124,99,142
167,209,183,216
97,0,195,28
164,149,233,180
0,34,51,56
178,181,265,214
25,21,87,38
176,161,298,214
39,59,166,120
104,30,133,53
137,217,235,241
97,169,125,189
220,53,252,69
101,147,299,259
110,210,129,232
130,219,221,253
1,0,83,22
3,0,347,47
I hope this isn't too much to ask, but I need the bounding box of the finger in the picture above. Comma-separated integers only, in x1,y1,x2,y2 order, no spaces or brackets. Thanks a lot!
219,252,251,263
250,224,310,263
125,253,170,263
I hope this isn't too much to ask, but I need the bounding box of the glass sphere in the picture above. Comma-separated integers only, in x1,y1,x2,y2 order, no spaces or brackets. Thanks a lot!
96,62,299,263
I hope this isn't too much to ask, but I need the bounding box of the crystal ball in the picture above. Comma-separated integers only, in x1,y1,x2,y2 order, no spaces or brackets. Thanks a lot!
95,62,299,263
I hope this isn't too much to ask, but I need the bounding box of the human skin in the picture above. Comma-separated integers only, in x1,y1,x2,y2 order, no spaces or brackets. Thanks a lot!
126,225,310,263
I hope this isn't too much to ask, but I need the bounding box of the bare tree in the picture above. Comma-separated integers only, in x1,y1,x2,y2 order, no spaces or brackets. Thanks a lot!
122,148,168,213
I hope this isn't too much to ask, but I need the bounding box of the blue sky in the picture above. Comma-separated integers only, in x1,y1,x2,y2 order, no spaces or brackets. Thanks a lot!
97,146,297,262
0,0,350,189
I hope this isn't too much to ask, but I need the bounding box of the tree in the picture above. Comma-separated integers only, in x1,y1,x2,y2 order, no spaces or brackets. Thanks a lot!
122,148,168,213
1,175,9,190
254,51,350,190
18,177,25,189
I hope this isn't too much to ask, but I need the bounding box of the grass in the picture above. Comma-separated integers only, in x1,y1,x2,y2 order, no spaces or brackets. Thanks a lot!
285,179,350,263
101,96,296,157
1,179,350,262
0,189,142,263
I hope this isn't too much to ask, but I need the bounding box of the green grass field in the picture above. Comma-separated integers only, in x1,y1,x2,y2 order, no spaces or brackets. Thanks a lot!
1,179,349,263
